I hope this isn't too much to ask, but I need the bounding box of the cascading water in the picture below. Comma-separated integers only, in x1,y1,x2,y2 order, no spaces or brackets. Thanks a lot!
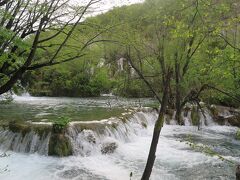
65,111,151,156
0,109,239,180
0,96,239,180
0,130,50,155
0,109,158,156
0,106,237,156
199,108,217,126
183,111,192,126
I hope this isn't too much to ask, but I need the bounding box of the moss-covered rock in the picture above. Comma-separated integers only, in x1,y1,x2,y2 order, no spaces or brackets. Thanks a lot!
225,115,240,127
32,124,52,136
3,121,72,156
72,122,109,135
215,115,240,127
8,121,31,136
48,133,73,156
7,121,52,138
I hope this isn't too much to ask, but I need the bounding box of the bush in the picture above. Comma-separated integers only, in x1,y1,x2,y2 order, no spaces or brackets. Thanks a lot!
26,66,114,97
52,116,71,133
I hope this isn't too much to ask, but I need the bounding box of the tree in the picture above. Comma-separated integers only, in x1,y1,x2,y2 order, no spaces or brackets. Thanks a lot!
106,0,240,179
0,0,103,95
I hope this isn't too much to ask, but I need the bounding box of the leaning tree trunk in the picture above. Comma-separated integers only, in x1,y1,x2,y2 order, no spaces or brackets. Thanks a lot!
141,75,170,180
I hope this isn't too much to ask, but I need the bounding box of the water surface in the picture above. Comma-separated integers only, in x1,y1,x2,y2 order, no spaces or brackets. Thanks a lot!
0,96,239,180
0,96,157,122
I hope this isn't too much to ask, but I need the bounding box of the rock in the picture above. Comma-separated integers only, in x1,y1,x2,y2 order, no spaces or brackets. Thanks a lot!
8,121,52,137
48,133,73,156
208,105,239,126
214,115,226,126
226,115,240,127
83,130,96,144
217,115,240,127
101,142,118,154
8,121,31,136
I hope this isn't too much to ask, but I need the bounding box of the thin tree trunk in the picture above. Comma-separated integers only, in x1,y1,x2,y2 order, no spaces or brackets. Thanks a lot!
141,72,170,180
175,78,182,125
175,54,182,125
236,165,240,180
175,100,182,124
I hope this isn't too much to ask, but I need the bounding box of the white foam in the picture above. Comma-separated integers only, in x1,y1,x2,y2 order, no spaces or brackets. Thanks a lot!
0,119,239,180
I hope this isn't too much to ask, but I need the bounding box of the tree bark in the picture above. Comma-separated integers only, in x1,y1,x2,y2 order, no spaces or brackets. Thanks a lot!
175,75,182,124
175,53,182,125
141,72,170,180
175,99,182,125
236,165,240,180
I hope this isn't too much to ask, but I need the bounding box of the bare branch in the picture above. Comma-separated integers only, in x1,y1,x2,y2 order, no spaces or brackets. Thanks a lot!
126,47,162,103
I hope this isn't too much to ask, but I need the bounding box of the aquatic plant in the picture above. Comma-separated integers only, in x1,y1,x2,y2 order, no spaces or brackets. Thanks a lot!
52,116,71,133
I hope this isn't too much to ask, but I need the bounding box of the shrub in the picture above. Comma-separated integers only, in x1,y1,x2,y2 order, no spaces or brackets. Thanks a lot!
52,116,71,133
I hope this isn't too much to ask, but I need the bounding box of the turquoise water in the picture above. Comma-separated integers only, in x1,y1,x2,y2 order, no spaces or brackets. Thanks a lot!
0,95,157,122
0,96,239,180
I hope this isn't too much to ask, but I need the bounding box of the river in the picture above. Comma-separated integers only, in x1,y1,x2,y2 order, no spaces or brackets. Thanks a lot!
0,96,239,180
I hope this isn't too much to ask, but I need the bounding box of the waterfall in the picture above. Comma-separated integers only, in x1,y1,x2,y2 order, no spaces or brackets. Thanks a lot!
0,105,238,156
202,108,216,126
67,111,157,156
0,130,50,155
183,111,192,126
166,106,226,127
117,58,125,71
0,109,158,156
169,111,177,125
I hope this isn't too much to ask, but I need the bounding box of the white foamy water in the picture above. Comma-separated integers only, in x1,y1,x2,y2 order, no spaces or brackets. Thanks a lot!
0,96,239,179
0,112,239,180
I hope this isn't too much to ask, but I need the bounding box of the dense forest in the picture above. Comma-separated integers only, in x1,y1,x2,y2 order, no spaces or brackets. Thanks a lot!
0,0,239,107
1,0,238,108
0,0,240,180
